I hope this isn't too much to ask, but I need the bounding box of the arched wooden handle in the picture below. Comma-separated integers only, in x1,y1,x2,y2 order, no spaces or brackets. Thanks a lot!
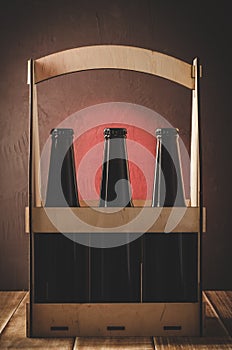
29,45,195,89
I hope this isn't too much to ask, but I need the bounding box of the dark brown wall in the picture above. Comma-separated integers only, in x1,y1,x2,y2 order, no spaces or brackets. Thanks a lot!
0,0,231,290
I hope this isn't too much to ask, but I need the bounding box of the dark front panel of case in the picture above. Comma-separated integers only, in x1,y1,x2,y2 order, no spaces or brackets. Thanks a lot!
143,233,198,302
90,234,141,302
34,234,90,303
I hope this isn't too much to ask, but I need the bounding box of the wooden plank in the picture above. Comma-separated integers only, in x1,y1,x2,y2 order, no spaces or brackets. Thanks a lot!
205,291,232,336
0,291,26,334
28,206,206,233
25,206,207,233
29,60,42,208
74,336,154,349
24,201,153,234
33,45,194,89
153,336,232,349
190,58,200,207
153,292,232,349
202,292,229,337
0,292,74,350
31,302,200,337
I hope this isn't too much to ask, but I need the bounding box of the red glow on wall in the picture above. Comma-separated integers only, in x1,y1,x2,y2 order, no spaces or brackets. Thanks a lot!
74,123,156,202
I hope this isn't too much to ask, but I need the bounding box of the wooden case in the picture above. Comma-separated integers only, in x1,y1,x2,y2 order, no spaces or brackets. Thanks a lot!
26,45,204,337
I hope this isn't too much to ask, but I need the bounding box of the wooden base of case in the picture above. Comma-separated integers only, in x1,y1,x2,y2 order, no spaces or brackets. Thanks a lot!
27,301,201,337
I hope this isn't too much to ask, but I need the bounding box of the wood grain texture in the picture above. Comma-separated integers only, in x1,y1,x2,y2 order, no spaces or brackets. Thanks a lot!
0,292,74,350
29,206,205,233
190,58,200,208
30,64,42,208
74,336,154,349
0,291,231,349
205,291,232,337
34,45,194,89
0,291,26,334
202,292,228,337
31,302,200,337
153,292,232,349
153,336,232,349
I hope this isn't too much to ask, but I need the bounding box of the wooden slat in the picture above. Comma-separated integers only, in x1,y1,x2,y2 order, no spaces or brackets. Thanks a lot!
205,291,232,336
0,291,26,334
29,60,42,208
33,45,194,89
0,291,231,349
31,302,200,337
74,336,154,349
0,292,74,350
28,206,205,233
153,291,232,349
190,58,200,207
202,292,228,337
153,336,232,349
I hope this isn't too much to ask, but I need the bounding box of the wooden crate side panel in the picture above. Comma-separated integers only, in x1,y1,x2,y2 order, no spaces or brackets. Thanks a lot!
31,302,200,337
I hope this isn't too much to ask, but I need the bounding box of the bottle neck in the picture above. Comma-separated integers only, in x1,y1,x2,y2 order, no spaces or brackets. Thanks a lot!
152,129,186,207
46,129,79,207
100,129,133,207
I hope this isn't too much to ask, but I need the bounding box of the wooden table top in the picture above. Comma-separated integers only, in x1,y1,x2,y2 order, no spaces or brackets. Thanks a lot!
0,291,231,349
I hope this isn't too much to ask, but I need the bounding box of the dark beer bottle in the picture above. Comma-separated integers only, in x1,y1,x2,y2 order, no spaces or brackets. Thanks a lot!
35,128,89,303
45,128,79,207
143,128,197,303
91,127,141,303
99,127,133,207
152,127,186,207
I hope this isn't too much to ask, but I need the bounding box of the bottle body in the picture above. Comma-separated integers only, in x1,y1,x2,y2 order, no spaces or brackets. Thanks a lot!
35,128,89,303
91,128,140,303
144,128,197,303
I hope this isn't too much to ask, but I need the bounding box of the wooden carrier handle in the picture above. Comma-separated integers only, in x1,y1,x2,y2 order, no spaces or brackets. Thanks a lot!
28,45,202,208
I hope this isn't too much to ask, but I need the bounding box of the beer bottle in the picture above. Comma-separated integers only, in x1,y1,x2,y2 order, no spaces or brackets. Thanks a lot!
152,128,186,207
91,127,141,303
45,128,79,207
143,128,197,303
99,128,133,207
35,128,89,303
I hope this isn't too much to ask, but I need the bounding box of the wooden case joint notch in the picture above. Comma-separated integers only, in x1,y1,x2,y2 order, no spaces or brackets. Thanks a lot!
191,64,203,78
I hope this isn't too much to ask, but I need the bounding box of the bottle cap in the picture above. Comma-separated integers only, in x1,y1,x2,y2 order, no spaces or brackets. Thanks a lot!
155,128,179,137
50,128,74,137
104,128,127,139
